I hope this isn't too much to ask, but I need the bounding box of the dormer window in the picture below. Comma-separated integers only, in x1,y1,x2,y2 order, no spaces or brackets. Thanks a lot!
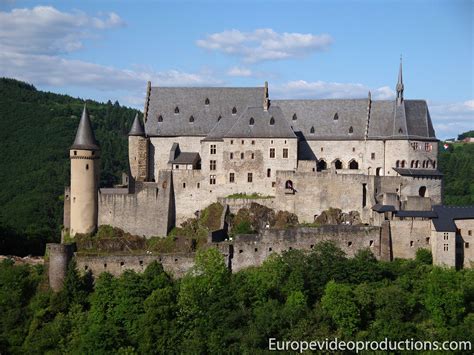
292,113,297,121
217,115,222,122
174,106,179,114
249,117,255,125
334,113,339,120
310,126,315,134
269,117,275,125
205,98,210,105
232,107,237,115
158,115,163,122
189,115,194,123
349,126,353,134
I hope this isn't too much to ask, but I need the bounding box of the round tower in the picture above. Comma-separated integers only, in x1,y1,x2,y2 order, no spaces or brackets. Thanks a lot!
128,113,148,181
70,105,100,236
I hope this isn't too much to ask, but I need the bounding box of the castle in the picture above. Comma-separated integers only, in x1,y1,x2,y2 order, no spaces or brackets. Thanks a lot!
53,61,473,288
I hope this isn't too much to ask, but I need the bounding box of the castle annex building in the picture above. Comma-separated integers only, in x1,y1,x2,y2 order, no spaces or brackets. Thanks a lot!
62,62,474,270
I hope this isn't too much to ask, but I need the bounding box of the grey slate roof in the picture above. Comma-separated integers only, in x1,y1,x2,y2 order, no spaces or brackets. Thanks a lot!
273,99,437,140
372,204,396,212
395,210,438,218
169,152,200,164
129,113,145,136
432,205,474,232
393,168,443,177
145,87,264,137
222,106,297,139
71,105,100,151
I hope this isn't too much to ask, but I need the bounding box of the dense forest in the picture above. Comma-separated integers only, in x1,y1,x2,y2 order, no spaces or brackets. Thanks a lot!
0,245,473,354
0,78,139,254
0,78,473,255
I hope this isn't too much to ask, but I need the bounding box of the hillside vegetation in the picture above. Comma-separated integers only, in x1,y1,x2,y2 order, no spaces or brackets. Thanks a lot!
0,245,473,353
0,78,139,254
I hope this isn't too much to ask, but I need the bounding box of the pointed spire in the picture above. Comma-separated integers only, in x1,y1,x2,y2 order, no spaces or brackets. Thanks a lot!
396,55,404,105
71,104,100,151
129,113,145,136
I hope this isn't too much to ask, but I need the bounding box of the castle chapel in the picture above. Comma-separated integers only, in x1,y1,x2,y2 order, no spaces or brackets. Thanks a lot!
63,61,474,269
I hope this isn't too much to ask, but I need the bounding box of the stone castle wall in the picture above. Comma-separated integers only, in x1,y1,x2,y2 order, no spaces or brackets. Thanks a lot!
389,219,432,259
98,171,175,238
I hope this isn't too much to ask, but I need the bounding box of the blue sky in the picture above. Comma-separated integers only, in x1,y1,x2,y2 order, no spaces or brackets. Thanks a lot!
0,0,472,138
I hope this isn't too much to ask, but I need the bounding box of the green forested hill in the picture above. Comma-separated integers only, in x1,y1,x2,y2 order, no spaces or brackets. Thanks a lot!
0,78,139,254
438,141,474,206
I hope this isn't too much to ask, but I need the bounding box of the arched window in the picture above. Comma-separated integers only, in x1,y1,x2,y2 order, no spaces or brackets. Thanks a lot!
411,160,415,168
285,180,294,189
398,128,403,134
174,106,179,114
415,160,420,168
269,117,275,125
401,160,406,168
317,159,327,171
249,117,255,125
158,115,163,122
217,115,222,122
432,160,436,169
310,126,315,134
189,115,194,123
396,160,400,168
334,159,343,170
232,107,237,114
334,113,339,120
376,167,381,176
205,98,210,105
292,113,297,121
349,126,354,134
419,186,427,197
349,160,359,170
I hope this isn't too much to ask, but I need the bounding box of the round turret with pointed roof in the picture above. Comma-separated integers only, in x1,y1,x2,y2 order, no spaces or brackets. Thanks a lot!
71,105,100,151
129,113,145,136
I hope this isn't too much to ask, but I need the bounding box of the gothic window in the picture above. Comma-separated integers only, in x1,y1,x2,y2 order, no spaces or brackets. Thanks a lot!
232,107,237,115
158,115,163,122
401,160,406,168
334,159,343,170
269,117,275,125
174,106,179,114
334,113,339,120
285,180,294,189
411,160,415,168
292,113,297,120
349,126,354,134
310,126,315,134
349,160,359,169
205,98,210,105
249,117,255,125
396,160,400,168
189,115,194,123
317,160,327,171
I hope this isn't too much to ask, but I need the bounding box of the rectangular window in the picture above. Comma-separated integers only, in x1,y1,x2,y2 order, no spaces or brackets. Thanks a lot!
247,173,253,183
230,152,233,160
371,153,375,160
241,140,244,144
241,152,244,159
251,153,255,159
209,175,216,185
465,242,470,249
270,148,275,158
283,148,288,158
267,168,271,178
251,140,255,145
444,233,449,240
210,160,216,171
230,140,234,144
210,144,216,154
229,173,235,183
468,230,472,236
362,183,367,208
444,244,449,251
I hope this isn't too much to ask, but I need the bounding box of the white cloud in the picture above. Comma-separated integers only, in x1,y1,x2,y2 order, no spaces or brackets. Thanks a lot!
227,66,253,77
197,28,332,63
272,80,395,100
0,6,125,55
0,51,222,91
429,100,474,139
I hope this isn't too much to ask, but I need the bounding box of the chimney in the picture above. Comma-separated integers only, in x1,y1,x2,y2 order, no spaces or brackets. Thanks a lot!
263,81,270,111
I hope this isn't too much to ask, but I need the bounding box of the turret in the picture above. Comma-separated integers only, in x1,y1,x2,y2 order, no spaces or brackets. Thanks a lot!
69,105,100,236
128,113,149,181
396,56,404,105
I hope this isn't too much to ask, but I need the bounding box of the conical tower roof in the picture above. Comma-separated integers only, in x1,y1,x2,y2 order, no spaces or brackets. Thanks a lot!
129,113,145,136
71,105,100,151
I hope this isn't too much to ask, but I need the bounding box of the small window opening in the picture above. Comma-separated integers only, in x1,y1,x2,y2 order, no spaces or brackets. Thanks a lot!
249,117,255,125
174,106,179,114
158,115,163,122
292,113,297,120
269,117,275,125
232,107,237,114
